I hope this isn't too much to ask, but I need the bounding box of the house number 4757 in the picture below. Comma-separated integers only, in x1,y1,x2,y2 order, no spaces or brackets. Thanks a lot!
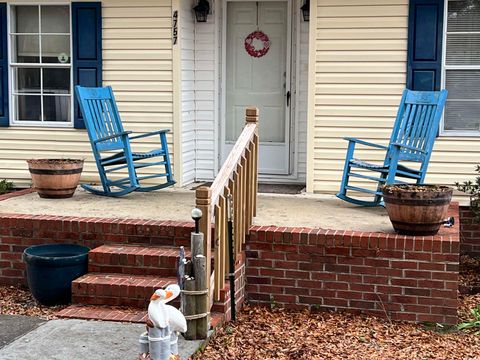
172,10,178,45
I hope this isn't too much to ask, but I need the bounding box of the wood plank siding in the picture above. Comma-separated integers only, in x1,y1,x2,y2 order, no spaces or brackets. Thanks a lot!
0,0,175,186
310,0,480,194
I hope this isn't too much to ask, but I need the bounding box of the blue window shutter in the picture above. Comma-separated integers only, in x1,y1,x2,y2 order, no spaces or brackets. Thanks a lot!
407,0,445,91
72,2,102,129
0,3,9,127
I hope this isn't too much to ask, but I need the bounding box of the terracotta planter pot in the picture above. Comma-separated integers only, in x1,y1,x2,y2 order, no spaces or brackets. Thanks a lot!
27,159,84,199
382,184,453,236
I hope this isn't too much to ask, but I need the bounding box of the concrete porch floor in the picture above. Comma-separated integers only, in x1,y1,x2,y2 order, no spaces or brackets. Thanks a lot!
0,187,392,233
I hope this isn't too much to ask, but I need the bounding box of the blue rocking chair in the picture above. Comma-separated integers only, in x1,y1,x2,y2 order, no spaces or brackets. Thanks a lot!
336,89,448,206
76,86,175,197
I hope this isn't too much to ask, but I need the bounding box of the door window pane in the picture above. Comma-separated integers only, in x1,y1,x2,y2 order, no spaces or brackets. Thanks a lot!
14,6,39,33
41,6,70,33
15,96,41,121
44,97,71,122
14,68,41,93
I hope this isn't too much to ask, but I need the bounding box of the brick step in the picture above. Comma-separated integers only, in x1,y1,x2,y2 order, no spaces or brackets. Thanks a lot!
72,273,179,308
57,305,148,323
88,244,190,277
57,305,225,329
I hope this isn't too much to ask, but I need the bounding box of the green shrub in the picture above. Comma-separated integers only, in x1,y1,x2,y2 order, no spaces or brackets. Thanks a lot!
0,179,13,195
458,305,480,335
455,165,480,222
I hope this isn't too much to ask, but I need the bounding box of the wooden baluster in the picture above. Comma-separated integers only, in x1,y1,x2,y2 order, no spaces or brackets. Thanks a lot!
233,169,240,255
245,107,259,218
219,194,227,301
214,203,221,302
227,180,234,271
195,186,212,309
249,142,255,224
245,147,252,228
241,155,248,237
253,133,259,217
238,160,245,251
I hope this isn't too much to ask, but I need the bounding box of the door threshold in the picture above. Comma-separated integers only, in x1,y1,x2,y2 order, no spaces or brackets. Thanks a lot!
190,181,306,195
258,183,305,195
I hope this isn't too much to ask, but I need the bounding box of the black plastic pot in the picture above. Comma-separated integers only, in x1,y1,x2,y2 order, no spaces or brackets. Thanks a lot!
23,244,89,305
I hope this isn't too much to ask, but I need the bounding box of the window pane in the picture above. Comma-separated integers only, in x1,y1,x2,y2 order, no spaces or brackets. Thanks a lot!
43,68,70,94
14,68,40,94
13,35,40,63
41,6,70,33
446,33,480,65
41,35,70,64
446,70,480,99
13,6,39,33
15,95,41,121
44,96,71,122
445,101,480,131
448,0,480,32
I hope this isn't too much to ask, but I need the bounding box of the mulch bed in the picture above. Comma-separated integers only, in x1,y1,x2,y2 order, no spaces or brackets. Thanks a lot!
0,285,66,320
196,256,480,360
195,301,480,360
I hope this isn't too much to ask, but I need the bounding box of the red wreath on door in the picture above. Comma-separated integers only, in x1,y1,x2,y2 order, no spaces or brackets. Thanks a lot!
244,31,270,58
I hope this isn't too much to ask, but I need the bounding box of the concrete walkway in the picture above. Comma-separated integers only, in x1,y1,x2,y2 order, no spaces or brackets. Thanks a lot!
0,318,202,360
0,315,45,349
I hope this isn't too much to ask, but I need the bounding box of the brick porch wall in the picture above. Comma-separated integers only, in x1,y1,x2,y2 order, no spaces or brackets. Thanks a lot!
459,207,480,257
0,212,194,286
245,206,460,325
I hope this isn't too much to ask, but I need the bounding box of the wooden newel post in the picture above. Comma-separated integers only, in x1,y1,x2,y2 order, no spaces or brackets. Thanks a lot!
195,186,212,309
245,107,259,125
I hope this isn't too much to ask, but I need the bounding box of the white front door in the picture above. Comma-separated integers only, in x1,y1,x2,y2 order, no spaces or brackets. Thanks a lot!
224,1,291,175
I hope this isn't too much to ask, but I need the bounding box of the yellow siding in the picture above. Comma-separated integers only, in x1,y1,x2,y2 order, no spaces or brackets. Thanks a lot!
0,0,175,186
311,0,480,194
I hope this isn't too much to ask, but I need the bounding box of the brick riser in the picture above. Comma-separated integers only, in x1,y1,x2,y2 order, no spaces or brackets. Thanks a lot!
72,273,181,308
88,245,190,277
72,243,187,308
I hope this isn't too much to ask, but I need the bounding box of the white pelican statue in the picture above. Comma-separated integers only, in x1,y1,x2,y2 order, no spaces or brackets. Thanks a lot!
139,284,187,360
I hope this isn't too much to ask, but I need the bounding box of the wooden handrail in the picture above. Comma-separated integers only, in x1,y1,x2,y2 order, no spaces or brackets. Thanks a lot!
195,107,259,308
210,123,256,210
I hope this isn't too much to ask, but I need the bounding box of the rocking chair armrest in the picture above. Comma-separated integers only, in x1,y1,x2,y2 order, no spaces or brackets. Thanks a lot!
390,142,426,153
94,131,132,143
343,137,389,150
129,129,171,141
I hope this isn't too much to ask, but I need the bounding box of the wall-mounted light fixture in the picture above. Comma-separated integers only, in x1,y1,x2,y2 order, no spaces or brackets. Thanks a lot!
193,0,210,23
301,0,310,22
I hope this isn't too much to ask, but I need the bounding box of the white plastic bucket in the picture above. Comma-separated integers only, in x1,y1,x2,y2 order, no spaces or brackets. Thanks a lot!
139,331,149,355
148,327,171,360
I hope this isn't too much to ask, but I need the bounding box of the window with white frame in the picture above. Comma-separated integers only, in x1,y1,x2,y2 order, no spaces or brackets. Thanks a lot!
443,0,480,134
9,5,72,125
